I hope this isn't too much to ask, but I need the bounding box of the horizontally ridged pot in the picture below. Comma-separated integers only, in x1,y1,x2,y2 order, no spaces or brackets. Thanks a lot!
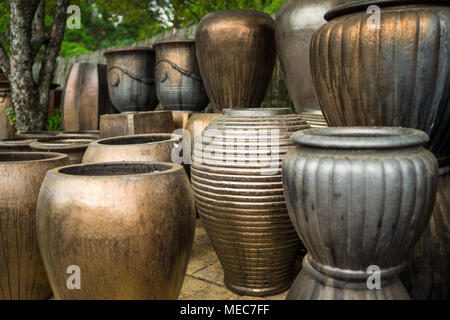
191,108,310,296
310,0,450,165
153,40,209,111
0,152,69,299
30,136,96,164
275,0,347,124
82,134,182,164
283,127,439,300
62,63,117,131
196,10,277,110
104,47,158,112
400,166,449,300
36,162,196,299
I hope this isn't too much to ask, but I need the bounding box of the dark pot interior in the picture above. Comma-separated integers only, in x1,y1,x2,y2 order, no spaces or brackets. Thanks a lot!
59,163,175,176
98,135,174,146
0,152,62,162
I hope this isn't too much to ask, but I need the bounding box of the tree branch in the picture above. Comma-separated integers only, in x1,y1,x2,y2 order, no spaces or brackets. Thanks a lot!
31,0,47,58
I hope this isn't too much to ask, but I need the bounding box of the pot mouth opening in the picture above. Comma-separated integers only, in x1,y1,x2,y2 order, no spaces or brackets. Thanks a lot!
58,162,177,177
0,138,35,144
153,39,195,48
223,108,292,117
98,134,179,146
104,46,154,56
324,0,443,21
292,127,429,149
35,137,94,146
0,152,66,163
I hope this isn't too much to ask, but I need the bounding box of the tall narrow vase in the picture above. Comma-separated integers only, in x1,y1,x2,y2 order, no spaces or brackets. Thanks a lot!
0,152,69,299
191,108,309,296
283,127,439,300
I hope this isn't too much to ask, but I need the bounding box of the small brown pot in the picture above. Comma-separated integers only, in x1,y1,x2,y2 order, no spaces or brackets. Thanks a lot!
0,152,69,299
36,162,196,299
82,134,182,164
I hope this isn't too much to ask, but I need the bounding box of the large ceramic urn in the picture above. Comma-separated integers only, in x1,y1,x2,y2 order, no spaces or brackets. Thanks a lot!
282,127,439,300
191,108,309,296
62,63,117,131
196,10,277,110
153,40,209,111
82,134,182,164
30,136,96,164
36,162,196,299
0,138,35,152
104,47,159,112
275,0,347,125
310,0,450,165
0,152,69,299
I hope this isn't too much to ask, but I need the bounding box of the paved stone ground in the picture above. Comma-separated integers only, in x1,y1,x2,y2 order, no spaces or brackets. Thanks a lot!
179,220,288,300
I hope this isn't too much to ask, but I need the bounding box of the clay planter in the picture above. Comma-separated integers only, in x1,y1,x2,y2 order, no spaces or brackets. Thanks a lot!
100,111,175,139
275,0,346,120
36,162,196,299
172,111,194,129
0,152,69,299
153,40,209,111
283,127,439,300
185,113,220,152
62,63,117,131
401,166,450,300
0,90,14,140
59,131,100,139
0,138,35,152
15,131,60,140
196,10,277,110
310,0,450,165
82,134,182,164
104,47,159,112
191,108,309,296
29,136,96,164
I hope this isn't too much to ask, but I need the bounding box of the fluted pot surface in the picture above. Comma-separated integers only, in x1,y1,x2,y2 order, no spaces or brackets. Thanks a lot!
191,108,310,296
311,1,450,165
36,162,196,299
104,47,159,112
196,10,277,110
283,127,439,299
154,40,209,111
0,152,69,299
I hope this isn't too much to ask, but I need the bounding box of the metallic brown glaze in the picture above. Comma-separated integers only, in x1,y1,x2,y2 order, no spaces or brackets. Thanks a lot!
36,162,196,299
154,40,209,111
104,47,159,112
196,10,277,110
82,134,181,164
185,113,220,152
0,152,69,299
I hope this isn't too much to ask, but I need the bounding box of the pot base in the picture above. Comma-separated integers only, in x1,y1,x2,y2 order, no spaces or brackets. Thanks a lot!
224,276,295,298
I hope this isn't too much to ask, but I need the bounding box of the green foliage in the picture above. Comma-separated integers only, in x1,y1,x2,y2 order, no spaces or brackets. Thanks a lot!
5,106,16,128
46,107,62,131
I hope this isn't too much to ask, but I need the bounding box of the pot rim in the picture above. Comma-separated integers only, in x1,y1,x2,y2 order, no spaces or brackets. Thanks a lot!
0,152,68,164
51,161,184,178
291,127,429,149
30,136,95,151
104,46,154,57
0,138,36,147
94,133,182,147
325,0,448,21
153,39,195,48
223,108,293,117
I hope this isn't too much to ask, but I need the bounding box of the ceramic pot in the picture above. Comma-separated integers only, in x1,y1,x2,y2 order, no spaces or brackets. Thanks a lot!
275,0,347,118
36,162,196,299
59,131,100,139
0,152,69,299
172,111,194,129
0,138,35,152
14,131,60,140
191,108,309,296
153,40,209,111
0,89,14,139
104,47,159,112
310,0,450,165
196,10,277,110
401,166,450,300
283,127,439,300
185,113,220,152
62,63,117,131
29,136,96,164
82,134,182,164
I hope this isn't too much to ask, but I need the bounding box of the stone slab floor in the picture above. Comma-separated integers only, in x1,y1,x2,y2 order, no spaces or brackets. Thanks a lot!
179,220,288,300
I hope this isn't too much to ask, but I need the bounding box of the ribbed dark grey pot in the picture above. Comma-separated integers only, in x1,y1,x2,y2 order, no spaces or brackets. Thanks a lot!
282,127,439,300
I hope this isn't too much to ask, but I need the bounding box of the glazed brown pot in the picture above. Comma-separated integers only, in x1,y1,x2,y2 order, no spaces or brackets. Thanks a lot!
82,134,182,164
310,0,450,165
29,136,96,164
104,47,159,112
275,0,347,117
0,152,69,299
185,113,220,152
0,89,14,140
36,162,196,299
191,108,310,296
196,10,277,110
62,63,117,132
153,40,209,111
0,138,35,152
